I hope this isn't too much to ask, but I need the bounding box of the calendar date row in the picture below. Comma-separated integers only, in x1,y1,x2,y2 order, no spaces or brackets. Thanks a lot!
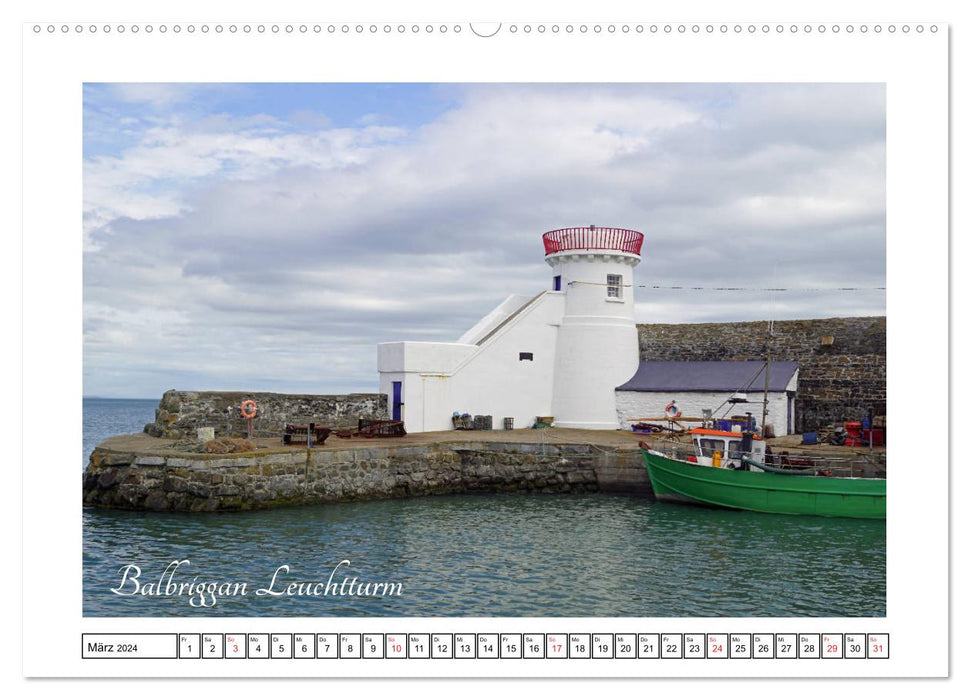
82,632,889,660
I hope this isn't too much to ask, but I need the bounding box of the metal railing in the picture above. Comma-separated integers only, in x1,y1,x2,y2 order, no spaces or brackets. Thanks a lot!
543,226,644,256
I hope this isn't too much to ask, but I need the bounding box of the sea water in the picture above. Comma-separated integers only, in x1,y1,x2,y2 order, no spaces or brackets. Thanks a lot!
82,399,886,617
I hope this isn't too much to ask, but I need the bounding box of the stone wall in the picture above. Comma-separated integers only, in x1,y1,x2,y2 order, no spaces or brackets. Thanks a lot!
144,390,388,440
795,354,887,429
82,442,647,512
636,317,886,431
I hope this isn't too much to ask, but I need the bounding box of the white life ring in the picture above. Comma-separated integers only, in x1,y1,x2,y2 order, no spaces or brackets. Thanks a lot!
664,401,682,420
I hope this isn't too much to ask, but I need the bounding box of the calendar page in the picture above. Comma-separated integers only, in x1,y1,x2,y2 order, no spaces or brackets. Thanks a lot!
18,0,949,685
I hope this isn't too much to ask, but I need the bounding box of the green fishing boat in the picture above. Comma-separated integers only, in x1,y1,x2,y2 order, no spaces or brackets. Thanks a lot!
640,431,885,519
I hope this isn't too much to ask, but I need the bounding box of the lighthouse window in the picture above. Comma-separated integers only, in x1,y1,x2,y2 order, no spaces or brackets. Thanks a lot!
606,274,623,298
519,352,534,361
553,275,561,291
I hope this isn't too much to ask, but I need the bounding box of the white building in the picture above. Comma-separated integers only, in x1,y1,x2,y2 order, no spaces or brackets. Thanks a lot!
615,361,800,435
377,226,644,432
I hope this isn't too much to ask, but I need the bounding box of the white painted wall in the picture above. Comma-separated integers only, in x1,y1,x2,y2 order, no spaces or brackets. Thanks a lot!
547,252,641,429
377,341,475,374
378,292,565,433
615,370,799,435
446,291,564,431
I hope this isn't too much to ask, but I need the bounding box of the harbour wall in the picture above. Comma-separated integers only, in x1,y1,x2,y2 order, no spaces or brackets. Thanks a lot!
144,390,388,440
83,441,648,512
637,317,886,430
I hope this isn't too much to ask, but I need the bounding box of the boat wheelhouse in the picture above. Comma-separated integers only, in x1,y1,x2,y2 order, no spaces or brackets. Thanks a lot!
687,427,766,470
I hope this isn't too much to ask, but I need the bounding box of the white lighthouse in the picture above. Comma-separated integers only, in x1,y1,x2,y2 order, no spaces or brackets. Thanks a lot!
377,225,644,433
544,226,643,429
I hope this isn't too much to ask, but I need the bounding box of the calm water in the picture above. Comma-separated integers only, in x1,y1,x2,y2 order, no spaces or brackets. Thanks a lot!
82,399,886,617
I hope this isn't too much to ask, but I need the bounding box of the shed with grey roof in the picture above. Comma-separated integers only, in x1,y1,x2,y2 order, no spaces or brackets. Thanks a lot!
615,361,799,435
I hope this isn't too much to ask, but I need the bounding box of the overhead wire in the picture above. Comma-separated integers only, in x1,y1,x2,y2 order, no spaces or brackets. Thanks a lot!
566,281,885,292
640,285,885,292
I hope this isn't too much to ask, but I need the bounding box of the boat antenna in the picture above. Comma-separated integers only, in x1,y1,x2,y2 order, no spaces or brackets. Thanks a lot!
709,363,770,417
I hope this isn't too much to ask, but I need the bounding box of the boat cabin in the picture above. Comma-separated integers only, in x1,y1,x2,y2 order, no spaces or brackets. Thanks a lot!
689,428,765,470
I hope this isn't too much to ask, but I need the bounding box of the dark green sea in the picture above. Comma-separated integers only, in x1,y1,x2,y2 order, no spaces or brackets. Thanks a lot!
82,398,886,617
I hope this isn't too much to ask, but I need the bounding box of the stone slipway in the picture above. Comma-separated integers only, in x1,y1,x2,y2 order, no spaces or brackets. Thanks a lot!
82,430,651,512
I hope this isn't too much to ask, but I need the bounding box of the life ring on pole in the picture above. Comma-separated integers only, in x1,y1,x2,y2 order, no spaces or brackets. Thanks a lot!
664,401,682,420
240,400,258,419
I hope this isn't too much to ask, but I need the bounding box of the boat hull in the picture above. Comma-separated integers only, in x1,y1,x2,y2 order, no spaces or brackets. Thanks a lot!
641,449,885,519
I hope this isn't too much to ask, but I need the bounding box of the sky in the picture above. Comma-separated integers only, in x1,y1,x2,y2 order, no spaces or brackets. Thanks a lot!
82,83,886,398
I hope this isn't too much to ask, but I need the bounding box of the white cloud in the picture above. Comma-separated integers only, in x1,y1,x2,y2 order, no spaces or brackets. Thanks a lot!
84,117,408,240
83,83,885,397
106,83,216,108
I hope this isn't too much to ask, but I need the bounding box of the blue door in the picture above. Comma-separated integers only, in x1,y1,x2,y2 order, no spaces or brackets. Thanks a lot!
392,381,403,421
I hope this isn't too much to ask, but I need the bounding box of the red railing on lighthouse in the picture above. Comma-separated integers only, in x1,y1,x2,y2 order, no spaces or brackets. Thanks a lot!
542,226,644,256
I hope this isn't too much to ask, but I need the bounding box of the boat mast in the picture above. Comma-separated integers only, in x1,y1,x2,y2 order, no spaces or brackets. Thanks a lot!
761,266,779,436
761,320,772,433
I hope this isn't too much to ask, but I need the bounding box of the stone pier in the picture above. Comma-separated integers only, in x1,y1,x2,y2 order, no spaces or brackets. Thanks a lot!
82,433,650,513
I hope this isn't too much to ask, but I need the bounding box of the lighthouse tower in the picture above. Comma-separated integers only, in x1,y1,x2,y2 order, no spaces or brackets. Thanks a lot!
545,225,644,429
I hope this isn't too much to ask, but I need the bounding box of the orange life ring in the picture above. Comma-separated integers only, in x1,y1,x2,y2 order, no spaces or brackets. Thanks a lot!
240,400,258,419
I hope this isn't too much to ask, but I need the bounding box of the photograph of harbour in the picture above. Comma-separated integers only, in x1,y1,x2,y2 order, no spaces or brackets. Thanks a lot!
82,83,886,617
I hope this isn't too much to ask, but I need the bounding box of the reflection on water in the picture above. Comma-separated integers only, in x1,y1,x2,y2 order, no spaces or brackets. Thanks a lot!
83,493,885,617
